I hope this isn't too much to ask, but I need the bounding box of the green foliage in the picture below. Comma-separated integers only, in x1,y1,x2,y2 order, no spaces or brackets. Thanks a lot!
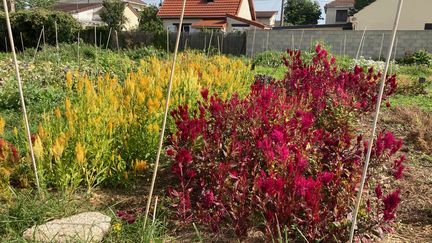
15,0,58,10
100,0,127,31
399,50,432,66
284,0,322,25
252,51,285,68
350,0,376,15
0,9,81,50
139,5,163,32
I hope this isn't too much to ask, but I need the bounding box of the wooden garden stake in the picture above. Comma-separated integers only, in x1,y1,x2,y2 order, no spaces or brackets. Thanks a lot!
143,0,188,229
355,27,367,62
348,1,404,242
378,33,385,61
105,27,112,49
32,28,43,62
55,21,60,63
2,0,41,193
20,32,24,51
360,34,365,57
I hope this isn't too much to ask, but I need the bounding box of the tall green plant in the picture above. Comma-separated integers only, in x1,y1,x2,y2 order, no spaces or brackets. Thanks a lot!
100,0,127,31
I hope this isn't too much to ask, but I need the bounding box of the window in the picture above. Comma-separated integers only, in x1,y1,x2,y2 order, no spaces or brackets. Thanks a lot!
335,10,348,22
173,23,191,32
425,23,432,30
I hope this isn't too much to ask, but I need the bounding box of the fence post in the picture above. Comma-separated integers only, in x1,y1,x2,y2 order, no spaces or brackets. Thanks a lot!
77,31,80,68
355,27,367,62
298,29,304,50
105,27,112,49
42,25,46,46
32,28,43,62
251,27,256,58
4,37,7,52
343,33,347,56
207,30,213,55
115,30,120,53
266,30,270,51
20,32,24,51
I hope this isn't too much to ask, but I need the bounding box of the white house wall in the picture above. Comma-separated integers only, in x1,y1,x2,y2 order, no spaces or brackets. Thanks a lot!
353,0,432,30
123,6,139,30
162,19,203,33
237,0,252,20
325,7,350,24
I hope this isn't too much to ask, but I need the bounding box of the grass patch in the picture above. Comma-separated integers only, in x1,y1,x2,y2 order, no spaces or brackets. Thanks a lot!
389,94,432,111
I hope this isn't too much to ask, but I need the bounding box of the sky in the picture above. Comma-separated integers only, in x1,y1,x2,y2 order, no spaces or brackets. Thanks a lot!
145,0,331,24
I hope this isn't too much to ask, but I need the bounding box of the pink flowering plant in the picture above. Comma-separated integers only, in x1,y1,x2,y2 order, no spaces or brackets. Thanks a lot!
167,45,405,241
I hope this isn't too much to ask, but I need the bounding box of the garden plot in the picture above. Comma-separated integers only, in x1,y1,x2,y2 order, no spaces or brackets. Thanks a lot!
1,44,431,242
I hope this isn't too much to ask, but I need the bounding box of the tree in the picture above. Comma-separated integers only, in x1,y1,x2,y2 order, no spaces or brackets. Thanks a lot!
139,5,163,32
284,0,321,25
15,0,58,10
349,0,376,15
100,0,127,31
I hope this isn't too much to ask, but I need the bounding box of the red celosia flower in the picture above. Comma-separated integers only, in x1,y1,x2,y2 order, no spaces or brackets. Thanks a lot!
383,189,401,221
175,148,193,165
201,88,209,101
318,172,334,184
202,190,215,208
375,184,383,199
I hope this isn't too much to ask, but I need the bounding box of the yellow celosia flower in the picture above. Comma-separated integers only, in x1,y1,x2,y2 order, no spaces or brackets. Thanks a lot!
75,142,85,164
0,116,5,135
52,133,66,160
112,223,122,233
137,91,145,105
65,97,71,111
13,127,18,137
66,71,73,88
155,87,163,100
33,136,44,160
147,123,159,133
54,108,61,119
38,124,45,139
134,160,147,172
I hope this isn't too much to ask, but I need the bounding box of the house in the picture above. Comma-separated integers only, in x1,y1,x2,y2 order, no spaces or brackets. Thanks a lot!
54,0,145,30
58,0,147,11
350,0,432,30
255,11,278,27
324,0,354,25
157,0,270,33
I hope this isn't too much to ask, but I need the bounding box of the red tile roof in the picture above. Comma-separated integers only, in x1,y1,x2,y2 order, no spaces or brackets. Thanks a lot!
191,19,227,28
158,0,256,20
325,0,355,8
226,14,268,29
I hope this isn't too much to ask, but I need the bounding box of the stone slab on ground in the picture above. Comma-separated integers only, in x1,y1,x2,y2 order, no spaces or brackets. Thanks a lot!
23,212,111,242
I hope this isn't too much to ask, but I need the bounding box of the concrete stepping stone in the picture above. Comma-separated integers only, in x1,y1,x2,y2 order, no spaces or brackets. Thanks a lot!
23,212,111,242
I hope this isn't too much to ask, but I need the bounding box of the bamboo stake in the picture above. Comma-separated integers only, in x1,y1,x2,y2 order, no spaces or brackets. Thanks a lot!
251,27,256,58
217,35,220,55
77,31,80,68
20,32,24,51
343,33,347,56
266,30,270,51
2,0,41,193
143,0,188,229
42,25,46,46
166,28,169,53
94,25,97,47
32,28,43,62
378,33,385,61
105,27,112,49
207,30,213,56
291,33,294,50
115,30,120,54
55,21,59,63
298,29,304,50
152,196,159,223
348,1,404,242
355,27,367,62
390,37,399,74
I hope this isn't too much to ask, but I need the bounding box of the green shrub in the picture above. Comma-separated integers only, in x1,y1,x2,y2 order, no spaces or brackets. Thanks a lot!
0,9,81,51
252,51,285,68
399,50,432,66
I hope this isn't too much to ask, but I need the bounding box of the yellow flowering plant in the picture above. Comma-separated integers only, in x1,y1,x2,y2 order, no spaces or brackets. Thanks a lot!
34,52,253,192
